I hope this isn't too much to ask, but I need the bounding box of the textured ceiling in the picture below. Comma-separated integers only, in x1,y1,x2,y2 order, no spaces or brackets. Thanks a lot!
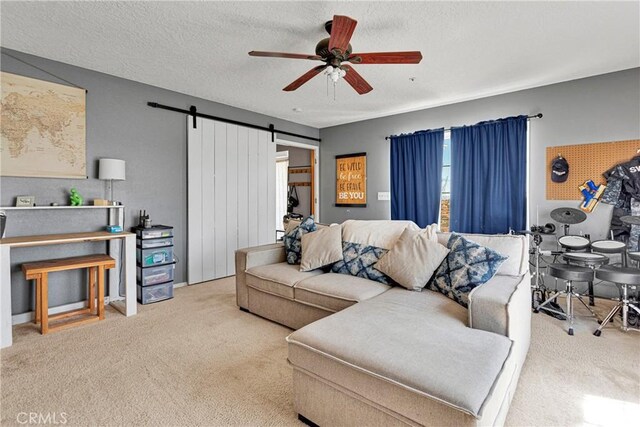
1,1,638,128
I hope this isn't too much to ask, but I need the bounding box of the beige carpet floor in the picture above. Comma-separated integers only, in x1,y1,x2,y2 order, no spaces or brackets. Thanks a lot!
1,277,638,426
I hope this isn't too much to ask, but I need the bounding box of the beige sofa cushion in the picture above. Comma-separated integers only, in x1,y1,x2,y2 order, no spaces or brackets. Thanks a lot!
375,228,450,291
468,274,526,336
294,273,391,312
287,287,512,418
246,262,323,299
300,225,343,272
341,219,419,249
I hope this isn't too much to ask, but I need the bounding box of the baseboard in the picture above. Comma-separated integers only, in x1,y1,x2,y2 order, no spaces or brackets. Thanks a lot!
12,281,188,325
12,298,112,325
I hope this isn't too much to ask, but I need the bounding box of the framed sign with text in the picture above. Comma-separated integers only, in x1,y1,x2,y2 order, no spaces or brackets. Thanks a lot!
335,152,367,207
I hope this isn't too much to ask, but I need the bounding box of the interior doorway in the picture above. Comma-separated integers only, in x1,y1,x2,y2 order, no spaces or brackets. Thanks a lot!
275,141,318,236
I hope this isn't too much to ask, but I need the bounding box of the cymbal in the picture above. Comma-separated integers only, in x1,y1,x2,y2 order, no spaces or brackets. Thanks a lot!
620,215,640,225
550,207,587,225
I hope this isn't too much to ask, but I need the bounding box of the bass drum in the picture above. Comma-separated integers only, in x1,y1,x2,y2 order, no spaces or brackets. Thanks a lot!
558,235,590,251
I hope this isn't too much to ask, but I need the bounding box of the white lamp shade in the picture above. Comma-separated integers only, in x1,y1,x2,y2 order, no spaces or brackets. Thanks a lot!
99,158,126,180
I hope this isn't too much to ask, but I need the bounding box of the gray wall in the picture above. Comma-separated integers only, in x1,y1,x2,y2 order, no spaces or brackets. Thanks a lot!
276,144,312,218
1,48,318,315
319,68,640,298
319,68,640,240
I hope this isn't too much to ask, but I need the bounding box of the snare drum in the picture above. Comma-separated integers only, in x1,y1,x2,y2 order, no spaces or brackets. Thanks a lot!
558,235,590,251
591,240,626,254
562,252,609,268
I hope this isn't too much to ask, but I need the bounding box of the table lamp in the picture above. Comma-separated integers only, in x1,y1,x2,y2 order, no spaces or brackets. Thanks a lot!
98,158,126,203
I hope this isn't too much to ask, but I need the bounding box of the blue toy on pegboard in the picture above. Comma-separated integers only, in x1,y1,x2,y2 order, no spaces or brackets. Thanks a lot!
579,180,606,212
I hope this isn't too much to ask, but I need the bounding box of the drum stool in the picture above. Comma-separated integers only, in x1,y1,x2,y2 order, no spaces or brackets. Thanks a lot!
593,266,640,336
562,252,609,307
535,264,600,335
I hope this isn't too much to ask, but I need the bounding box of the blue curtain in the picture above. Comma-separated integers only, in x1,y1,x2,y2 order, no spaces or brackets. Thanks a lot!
390,128,444,228
450,116,527,234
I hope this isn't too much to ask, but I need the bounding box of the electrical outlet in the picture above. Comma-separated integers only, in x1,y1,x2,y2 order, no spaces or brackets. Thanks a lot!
378,192,391,201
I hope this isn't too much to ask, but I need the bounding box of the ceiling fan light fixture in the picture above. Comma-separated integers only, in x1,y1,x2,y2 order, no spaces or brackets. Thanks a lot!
325,65,346,83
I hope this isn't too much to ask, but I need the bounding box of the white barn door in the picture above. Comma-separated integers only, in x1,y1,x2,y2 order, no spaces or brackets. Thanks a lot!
188,117,276,284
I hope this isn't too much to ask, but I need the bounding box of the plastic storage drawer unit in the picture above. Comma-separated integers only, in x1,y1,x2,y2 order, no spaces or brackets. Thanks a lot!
137,263,175,286
136,226,173,240
137,246,174,267
137,237,173,249
137,282,174,304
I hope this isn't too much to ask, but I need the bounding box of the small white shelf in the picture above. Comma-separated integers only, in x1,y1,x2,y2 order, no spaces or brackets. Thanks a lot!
0,205,124,210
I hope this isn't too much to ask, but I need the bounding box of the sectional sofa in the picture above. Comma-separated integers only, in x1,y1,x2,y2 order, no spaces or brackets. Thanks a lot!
235,220,531,426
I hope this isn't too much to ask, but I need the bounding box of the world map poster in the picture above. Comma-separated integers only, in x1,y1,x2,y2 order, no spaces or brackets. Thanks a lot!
1,72,86,178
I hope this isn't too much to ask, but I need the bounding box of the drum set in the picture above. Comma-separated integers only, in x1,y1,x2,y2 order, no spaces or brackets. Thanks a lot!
521,207,639,336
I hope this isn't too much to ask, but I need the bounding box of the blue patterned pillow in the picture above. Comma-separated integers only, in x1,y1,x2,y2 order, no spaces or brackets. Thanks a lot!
283,216,317,264
427,234,508,308
331,241,391,284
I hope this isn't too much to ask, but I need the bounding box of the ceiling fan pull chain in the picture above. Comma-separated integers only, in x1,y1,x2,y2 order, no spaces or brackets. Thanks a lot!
326,73,329,97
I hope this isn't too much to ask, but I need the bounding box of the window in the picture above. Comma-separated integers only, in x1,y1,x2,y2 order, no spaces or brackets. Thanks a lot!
439,131,451,232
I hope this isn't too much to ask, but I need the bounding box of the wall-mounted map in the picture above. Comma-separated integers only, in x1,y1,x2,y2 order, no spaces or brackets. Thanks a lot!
1,72,86,178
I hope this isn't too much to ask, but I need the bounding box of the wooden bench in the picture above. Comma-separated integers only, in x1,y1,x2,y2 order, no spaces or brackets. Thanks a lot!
22,254,116,334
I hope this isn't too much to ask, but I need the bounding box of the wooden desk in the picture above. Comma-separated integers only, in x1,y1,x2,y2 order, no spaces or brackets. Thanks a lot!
0,231,137,348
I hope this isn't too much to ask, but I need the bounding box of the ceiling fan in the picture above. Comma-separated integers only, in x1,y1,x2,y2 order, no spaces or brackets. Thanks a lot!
248,15,422,95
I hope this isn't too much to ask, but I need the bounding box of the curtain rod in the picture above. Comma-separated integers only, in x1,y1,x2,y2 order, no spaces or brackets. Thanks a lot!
147,102,321,143
384,113,543,140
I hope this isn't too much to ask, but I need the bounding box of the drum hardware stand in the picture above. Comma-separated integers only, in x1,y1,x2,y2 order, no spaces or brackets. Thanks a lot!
585,262,597,306
531,236,546,309
594,284,640,336
535,275,601,336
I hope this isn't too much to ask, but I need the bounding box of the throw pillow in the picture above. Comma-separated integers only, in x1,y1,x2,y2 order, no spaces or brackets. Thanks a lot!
300,224,343,272
427,233,508,308
375,228,450,291
422,223,440,242
283,216,317,265
331,242,391,284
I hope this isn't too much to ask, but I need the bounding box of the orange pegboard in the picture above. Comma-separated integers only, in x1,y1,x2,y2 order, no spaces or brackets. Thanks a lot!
546,139,640,200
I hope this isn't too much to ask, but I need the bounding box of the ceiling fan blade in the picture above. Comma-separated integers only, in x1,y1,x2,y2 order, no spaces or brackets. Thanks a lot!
348,51,423,64
283,65,328,91
249,51,322,61
328,15,357,55
341,64,373,95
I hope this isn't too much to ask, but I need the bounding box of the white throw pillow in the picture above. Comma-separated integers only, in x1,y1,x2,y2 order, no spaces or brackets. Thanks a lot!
300,224,343,272
422,223,440,242
375,227,450,291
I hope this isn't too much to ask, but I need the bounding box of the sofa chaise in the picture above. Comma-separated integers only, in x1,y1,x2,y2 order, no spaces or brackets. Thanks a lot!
235,220,531,426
